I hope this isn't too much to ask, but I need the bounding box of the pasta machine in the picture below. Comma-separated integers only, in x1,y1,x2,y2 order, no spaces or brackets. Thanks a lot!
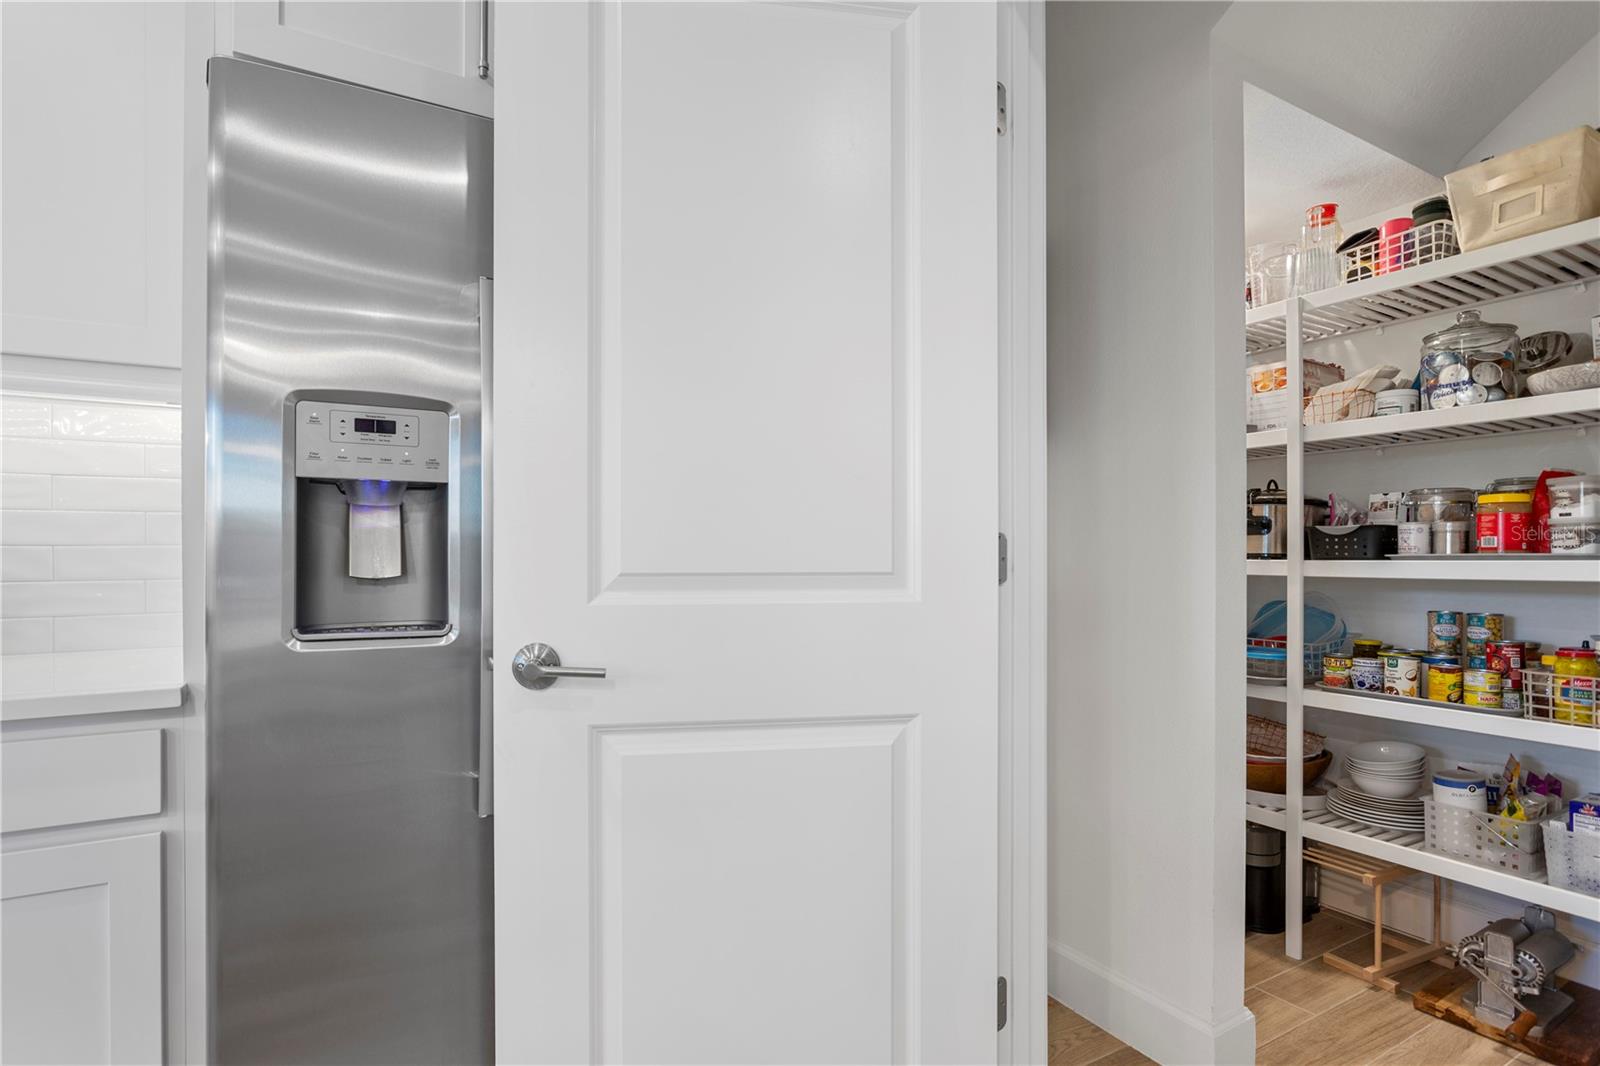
1448,904,1576,1037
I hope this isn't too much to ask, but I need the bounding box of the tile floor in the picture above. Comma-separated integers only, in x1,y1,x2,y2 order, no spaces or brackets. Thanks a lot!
1048,910,1536,1065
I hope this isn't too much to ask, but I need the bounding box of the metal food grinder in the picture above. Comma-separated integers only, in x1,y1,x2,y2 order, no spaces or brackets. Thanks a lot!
1448,904,1576,1036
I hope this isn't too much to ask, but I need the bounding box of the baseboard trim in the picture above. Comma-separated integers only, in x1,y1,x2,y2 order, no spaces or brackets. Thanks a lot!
1048,941,1255,1065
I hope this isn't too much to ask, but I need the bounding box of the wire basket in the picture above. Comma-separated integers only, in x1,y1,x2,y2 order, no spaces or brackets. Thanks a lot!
1248,634,1345,681
1521,668,1599,729
1423,797,1545,878
1246,713,1326,758
1542,821,1600,897
1303,387,1377,425
1341,219,1459,281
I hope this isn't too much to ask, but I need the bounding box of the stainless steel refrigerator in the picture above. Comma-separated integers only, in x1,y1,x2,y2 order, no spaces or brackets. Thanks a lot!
206,58,492,1064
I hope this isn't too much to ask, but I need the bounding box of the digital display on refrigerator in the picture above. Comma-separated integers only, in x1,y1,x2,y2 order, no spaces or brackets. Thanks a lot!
354,418,398,435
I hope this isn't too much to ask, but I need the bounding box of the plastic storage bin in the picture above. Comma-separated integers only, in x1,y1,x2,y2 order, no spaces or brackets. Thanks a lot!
1444,126,1600,252
1422,797,1544,878
1541,821,1600,896
1309,524,1399,560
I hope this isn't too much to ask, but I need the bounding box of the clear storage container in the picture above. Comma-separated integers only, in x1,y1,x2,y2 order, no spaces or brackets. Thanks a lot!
1542,820,1600,896
1549,475,1600,522
1401,487,1476,525
1422,797,1544,878
1420,310,1520,410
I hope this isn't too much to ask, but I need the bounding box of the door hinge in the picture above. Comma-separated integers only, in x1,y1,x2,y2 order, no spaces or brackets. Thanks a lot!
997,976,1008,1031
996,81,1008,136
998,532,1009,586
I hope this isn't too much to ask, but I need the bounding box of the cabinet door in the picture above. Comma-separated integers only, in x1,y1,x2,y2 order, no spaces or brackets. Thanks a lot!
224,1,492,117
1,834,163,1066
0,3,184,368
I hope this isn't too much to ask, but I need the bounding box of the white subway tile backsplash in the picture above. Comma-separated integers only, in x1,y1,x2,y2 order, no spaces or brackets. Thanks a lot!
145,513,181,545
1,580,146,618
3,391,183,671
145,580,181,613
0,653,54,697
1,618,54,655
144,445,181,477
3,437,146,476
1,547,53,582
54,546,181,581
0,473,52,509
1,398,52,438
0,511,147,545
53,475,180,512
53,612,181,652
52,401,181,444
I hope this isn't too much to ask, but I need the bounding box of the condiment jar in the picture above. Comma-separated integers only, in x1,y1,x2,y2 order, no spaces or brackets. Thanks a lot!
1475,492,1532,553
1420,310,1520,410
1553,644,1597,725
1401,487,1475,525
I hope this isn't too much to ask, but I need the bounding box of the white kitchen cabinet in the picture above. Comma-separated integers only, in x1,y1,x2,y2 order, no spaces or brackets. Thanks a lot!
0,3,186,369
1,834,164,1066
220,1,492,117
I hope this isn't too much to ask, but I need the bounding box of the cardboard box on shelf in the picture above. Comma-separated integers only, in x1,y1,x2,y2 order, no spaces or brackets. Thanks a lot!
1245,358,1346,430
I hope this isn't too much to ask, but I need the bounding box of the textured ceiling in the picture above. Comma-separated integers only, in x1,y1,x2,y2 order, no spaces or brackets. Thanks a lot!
1216,2,1600,176
1243,84,1446,248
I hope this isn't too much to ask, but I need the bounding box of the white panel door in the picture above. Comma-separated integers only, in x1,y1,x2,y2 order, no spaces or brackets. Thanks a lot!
1,834,163,1065
493,3,997,1063
225,1,492,117
0,2,184,367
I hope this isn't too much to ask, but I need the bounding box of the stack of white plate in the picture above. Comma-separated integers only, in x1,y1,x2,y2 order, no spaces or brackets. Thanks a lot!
1344,740,1427,800
1326,784,1425,832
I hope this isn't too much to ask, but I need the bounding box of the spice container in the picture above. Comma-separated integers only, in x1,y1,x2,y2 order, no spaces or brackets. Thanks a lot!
1402,487,1476,525
1476,492,1532,553
1433,520,1473,554
1420,310,1520,409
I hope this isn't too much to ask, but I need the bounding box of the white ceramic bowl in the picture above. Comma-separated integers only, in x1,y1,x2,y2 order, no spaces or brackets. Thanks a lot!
1346,760,1427,775
1349,740,1427,765
1348,771,1424,799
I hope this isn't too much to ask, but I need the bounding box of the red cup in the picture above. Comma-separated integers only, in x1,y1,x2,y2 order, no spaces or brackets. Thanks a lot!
1377,217,1413,275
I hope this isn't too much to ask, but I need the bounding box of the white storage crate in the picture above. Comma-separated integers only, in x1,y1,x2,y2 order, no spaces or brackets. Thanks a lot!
1522,667,1599,729
1422,797,1544,878
1542,821,1600,897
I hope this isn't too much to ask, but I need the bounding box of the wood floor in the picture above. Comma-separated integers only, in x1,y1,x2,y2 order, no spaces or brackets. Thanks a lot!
1048,910,1536,1065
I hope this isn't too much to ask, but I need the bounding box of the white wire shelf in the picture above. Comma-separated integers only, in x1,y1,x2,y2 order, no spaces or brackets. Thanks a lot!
1245,685,1600,752
1247,389,1600,458
1244,218,1600,355
1245,801,1287,829
1301,810,1600,921
1246,559,1287,577
1302,557,1600,582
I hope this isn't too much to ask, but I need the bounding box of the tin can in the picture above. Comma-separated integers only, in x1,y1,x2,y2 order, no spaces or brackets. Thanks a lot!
1383,652,1421,698
1322,655,1353,687
1397,522,1431,554
1465,612,1504,661
1486,640,1526,688
1428,663,1463,703
1351,639,1384,659
1464,667,1503,708
1352,656,1384,692
1427,611,1463,655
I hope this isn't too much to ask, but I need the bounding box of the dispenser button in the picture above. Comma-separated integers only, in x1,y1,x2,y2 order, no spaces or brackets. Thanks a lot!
305,450,322,461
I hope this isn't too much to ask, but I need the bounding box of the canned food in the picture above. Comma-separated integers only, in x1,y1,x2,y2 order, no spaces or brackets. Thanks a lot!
1352,656,1384,692
1486,640,1526,689
1464,667,1503,708
1322,655,1353,687
1428,663,1463,703
1427,611,1463,655
1383,653,1421,698
1397,522,1431,554
1465,613,1504,660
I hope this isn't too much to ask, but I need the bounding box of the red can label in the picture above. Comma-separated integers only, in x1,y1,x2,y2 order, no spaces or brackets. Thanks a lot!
1476,510,1529,552
1486,641,1525,689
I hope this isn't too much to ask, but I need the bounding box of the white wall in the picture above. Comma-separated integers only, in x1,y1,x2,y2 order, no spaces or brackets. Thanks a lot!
1046,5,1252,1063
1457,33,1600,169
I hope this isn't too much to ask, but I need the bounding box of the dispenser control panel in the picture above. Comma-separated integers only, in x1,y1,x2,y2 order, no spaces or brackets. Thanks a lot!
294,401,449,484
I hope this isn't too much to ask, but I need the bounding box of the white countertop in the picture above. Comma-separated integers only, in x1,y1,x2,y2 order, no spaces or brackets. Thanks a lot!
1,651,185,722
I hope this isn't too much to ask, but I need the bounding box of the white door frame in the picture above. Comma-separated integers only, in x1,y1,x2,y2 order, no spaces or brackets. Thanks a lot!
997,3,1048,1064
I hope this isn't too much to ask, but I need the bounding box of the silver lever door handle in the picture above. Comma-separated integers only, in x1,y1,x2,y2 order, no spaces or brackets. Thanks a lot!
511,642,607,690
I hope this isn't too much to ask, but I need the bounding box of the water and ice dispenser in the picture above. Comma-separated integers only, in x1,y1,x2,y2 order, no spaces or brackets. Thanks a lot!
292,399,453,640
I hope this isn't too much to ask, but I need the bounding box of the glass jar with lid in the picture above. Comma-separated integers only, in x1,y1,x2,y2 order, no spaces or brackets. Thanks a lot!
1420,310,1520,410
1401,487,1476,525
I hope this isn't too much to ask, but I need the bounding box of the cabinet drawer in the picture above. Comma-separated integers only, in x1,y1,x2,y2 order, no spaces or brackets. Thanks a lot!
1,730,162,833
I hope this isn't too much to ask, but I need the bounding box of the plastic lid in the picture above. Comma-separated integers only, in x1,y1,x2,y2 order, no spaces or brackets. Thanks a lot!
1557,645,1596,660
1306,203,1339,226
1550,474,1600,491
1477,492,1532,504
1403,487,1476,501
1422,309,1518,353
1247,646,1288,660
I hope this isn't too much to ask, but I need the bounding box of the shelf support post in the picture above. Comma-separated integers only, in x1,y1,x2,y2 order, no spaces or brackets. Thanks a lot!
1285,296,1307,960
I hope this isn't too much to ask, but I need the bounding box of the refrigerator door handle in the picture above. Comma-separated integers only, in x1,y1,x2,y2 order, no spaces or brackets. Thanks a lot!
477,276,494,818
